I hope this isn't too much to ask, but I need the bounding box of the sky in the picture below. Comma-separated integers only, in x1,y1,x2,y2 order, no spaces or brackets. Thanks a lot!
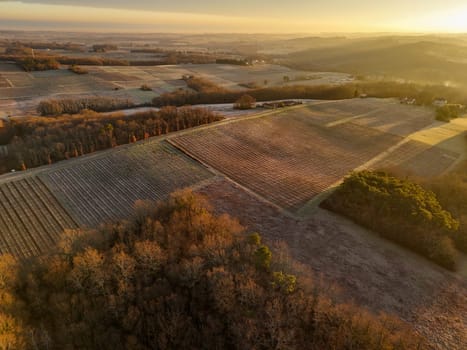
1,0,467,33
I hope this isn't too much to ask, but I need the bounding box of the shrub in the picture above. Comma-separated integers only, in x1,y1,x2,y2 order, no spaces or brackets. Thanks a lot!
19,57,59,71
68,65,88,74
435,104,463,122
423,163,467,253
140,84,152,91
234,94,256,109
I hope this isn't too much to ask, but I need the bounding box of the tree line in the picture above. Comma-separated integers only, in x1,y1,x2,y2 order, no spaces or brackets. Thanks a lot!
153,84,356,107
37,97,135,116
5,41,84,51
422,160,467,255
0,190,425,349
321,171,465,270
0,107,222,173
153,80,467,107
0,54,129,70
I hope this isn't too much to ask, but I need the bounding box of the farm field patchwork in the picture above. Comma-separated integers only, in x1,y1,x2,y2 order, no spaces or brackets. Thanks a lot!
169,106,402,211
0,176,78,258
0,69,115,100
0,98,460,259
178,63,354,89
40,140,214,227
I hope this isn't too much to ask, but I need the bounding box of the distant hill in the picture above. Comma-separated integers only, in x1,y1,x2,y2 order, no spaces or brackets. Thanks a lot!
287,36,467,87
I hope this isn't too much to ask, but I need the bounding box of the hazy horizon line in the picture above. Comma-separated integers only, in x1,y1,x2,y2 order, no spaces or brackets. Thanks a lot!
1,26,466,37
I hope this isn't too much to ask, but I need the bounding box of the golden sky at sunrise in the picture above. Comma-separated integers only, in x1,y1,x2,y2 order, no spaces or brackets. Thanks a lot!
1,1,467,32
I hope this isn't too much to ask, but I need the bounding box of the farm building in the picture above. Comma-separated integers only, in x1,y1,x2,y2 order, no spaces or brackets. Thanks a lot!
433,98,448,107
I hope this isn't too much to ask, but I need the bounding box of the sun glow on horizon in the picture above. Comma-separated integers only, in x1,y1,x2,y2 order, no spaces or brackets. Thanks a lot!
0,1,467,33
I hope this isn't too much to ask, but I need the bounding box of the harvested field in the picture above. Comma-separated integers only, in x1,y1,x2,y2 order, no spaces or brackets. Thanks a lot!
179,63,354,89
40,141,214,227
170,107,402,211
0,74,11,87
92,70,142,82
0,70,115,100
0,63,23,72
196,178,467,350
0,176,78,258
0,72,33,88
370,139,461,177
273,99,389,127
352,102,435,136
300,98,435,136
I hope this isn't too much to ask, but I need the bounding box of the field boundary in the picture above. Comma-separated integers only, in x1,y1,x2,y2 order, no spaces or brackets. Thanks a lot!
0,103,309,185
167,139,298,219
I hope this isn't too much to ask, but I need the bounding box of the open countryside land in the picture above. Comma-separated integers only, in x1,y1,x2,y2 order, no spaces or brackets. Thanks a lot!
0,96,465,348
0,61,352,117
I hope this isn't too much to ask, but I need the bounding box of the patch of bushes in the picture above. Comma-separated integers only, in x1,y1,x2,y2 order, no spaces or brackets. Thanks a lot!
321,171,460,270
37,97,134,116
184,75,228,93
140,84,152,91
435,104,463,122
422,162,467,253
92,44,118,52
19,57,60,71
0,190,426,349
68,64,88,74
234,94,256,109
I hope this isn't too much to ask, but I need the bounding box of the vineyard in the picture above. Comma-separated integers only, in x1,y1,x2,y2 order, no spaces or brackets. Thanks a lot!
0,97,459,258
369,139,460,177
0,139,214,257
0,176,78,258
40,141,214,227
169,110,402,211
351,102,435,136
179,63,353,89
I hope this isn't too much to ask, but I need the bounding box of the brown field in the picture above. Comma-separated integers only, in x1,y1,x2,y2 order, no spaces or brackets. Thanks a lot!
0,97,465,348
0,176,77,258
289,98,435,136
369,139,460,177
178,63,354,89
0,139,214,252
169,104,406,211
40,140,214,227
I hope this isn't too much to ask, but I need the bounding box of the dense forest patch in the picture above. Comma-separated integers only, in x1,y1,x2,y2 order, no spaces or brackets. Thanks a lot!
321,171,462,270
0,191,425,349
0,107,222,173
